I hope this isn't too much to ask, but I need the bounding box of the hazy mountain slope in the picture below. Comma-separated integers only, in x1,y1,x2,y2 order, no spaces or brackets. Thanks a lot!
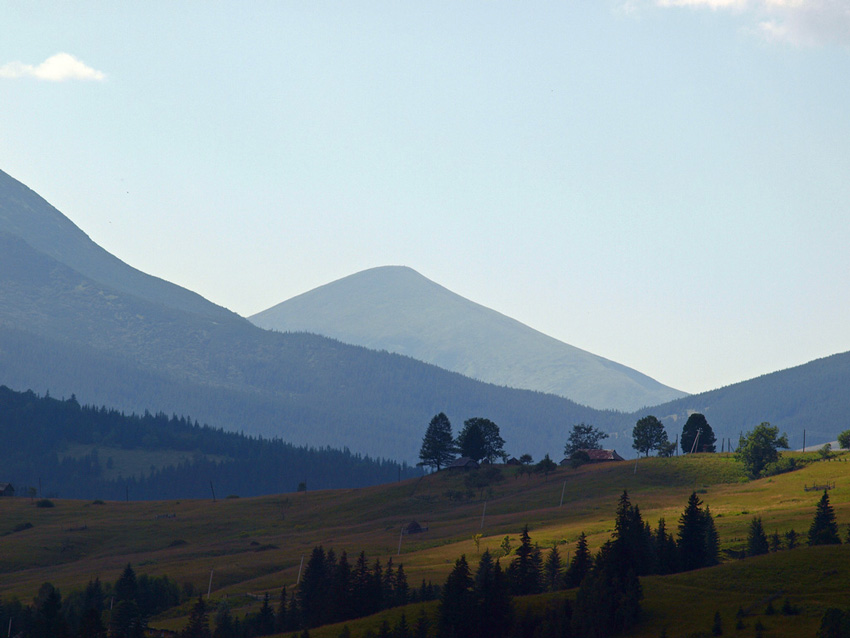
0,170,630,462
636,351,850,451
0,169,237,323
250,266,687,411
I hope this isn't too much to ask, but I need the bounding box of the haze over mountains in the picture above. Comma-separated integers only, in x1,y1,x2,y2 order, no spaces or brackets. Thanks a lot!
0,169,624,463
250,266,687,412
1,167,848,469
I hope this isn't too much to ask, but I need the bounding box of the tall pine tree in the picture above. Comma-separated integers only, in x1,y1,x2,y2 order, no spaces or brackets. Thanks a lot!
418,413,455,471
808,490,841,546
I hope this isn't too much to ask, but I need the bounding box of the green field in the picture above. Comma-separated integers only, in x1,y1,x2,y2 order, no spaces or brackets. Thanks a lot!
2,451,849,636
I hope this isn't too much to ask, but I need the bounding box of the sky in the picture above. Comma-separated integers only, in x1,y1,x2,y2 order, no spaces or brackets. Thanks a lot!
1,1,849,395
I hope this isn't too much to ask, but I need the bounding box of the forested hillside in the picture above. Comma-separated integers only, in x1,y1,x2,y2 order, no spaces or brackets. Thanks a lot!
637,351,850,451
0,385,417,499
0,169,627,463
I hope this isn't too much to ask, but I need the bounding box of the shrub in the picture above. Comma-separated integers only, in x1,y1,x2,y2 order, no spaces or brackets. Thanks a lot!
35,498,54,508
762,456,799,477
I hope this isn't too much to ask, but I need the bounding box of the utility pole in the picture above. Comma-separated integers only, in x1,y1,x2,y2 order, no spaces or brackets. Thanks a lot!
559,480,567,507
690,429,702,454
480,501,487,529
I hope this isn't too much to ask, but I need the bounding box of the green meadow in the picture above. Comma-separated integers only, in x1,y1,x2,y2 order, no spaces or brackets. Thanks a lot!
2,451,849,636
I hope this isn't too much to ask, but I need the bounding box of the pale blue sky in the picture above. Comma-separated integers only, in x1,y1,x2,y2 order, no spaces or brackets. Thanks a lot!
1,1,849,394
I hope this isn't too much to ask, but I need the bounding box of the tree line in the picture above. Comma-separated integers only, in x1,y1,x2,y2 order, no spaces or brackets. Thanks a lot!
0,385,417,499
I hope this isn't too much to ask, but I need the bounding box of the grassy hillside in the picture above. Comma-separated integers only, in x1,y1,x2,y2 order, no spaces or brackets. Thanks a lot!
3,451,850,635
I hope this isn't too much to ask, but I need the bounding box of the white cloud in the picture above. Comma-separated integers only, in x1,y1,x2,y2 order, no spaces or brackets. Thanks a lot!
0,53,106,81
631,0,850,46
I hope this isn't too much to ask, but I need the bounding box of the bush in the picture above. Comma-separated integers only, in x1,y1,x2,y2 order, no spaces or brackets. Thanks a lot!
570,450,591,468
35,498,54,508
762,456,799,477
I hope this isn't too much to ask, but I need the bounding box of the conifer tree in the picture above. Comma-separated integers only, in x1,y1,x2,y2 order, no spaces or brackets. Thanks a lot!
747,517,769,556
299,546,330,628
506,525,542,595
213,602,236,638
181,597,211,638
543,545,563,592
565,532,592,588
438,556,475,638
681,413,716,453
418,413,455,471
394,563,409,607
677,492,708,571
256,593,274,635
473,551,512,638
785,529,799,549
413,608,430,638
274,587,288,633
808,490,841,546
654,518,679,574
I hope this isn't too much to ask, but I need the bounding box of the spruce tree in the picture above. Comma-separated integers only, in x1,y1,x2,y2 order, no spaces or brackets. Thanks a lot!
182,597,211,638
654,518,679,575
543,545,563,592
475,552,512,638
808,490,841,546
747,517,769,556
565,532,592,588
681,413,716,453
438,556,475,638
418,413,455,471
506,525,542,595
677,492,708,571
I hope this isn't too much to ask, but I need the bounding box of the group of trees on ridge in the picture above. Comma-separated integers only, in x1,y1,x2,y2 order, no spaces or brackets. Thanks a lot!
419,410,806,483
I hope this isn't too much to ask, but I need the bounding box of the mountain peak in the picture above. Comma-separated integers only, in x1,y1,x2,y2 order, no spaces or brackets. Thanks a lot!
251,267,687,411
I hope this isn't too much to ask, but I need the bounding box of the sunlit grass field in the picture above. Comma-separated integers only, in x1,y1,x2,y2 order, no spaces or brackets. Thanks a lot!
2,450,849,636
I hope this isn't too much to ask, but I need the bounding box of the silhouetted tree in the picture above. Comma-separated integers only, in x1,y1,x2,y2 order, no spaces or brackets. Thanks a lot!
747,517,769,556
809,490,841,546
506,525,542,595
181,597,211,638
681,413,716,453
565,532,592,588
564,423,608,456
418,413,456,471
438,556,475,638
677,492,717,571
543,545,563,592
632,416,669,457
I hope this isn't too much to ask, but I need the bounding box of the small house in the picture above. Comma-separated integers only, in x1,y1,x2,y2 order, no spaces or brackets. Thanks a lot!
560,449,625,466
447,457,479,471
405,521,429,535
0,483,14,497
583,449,625,462
506,457,521,466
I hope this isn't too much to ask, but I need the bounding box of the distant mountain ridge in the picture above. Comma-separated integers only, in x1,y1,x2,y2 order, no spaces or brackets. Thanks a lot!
0,168,626,463
250,266,687,412
3,167,849,465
